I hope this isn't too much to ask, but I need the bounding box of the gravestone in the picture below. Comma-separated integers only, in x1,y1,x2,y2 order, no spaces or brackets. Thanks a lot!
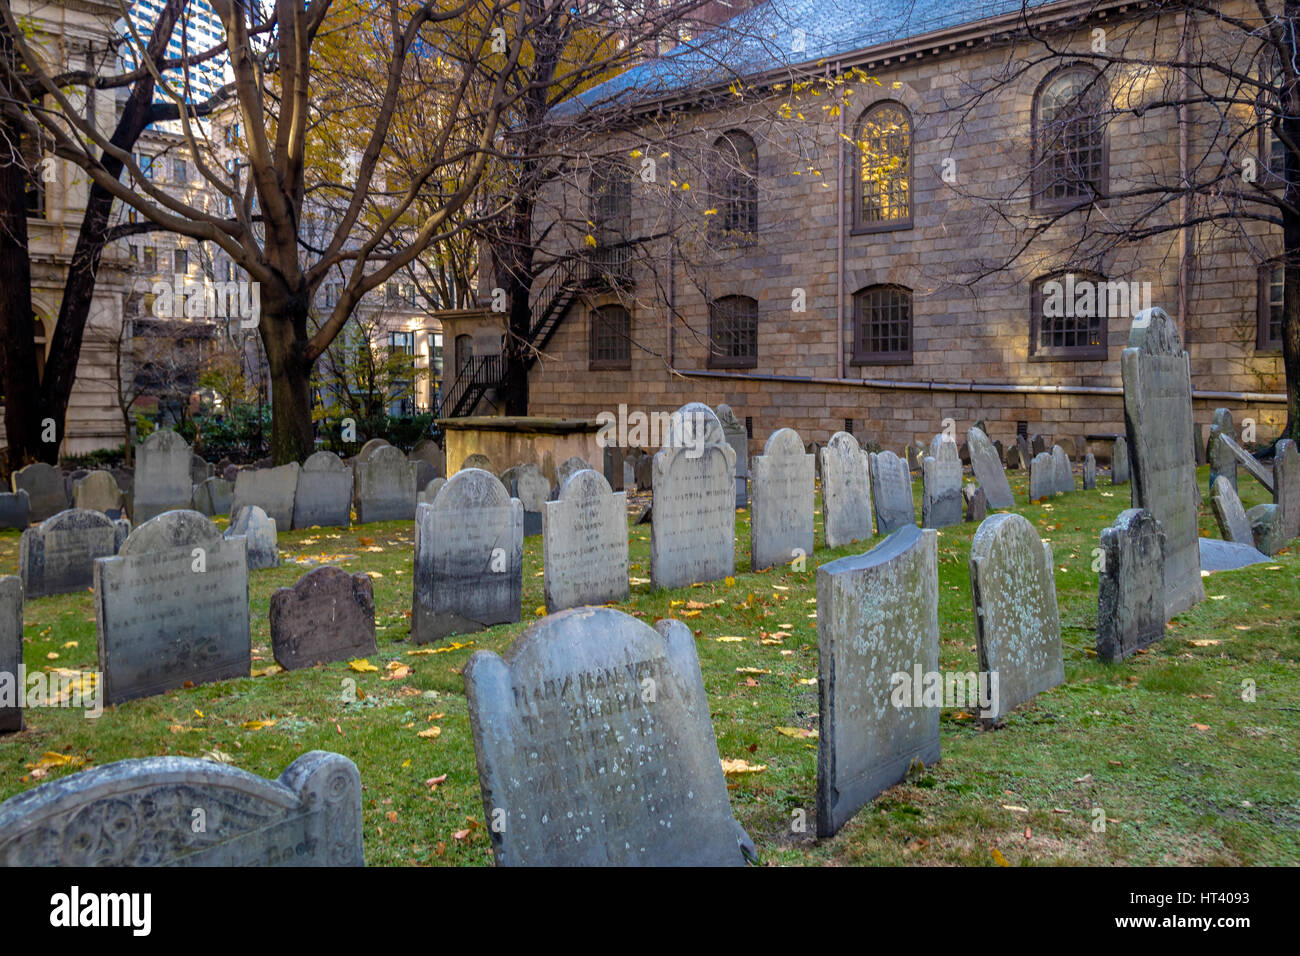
64,469,88,505
461,453,495,474
921,436,962,529
190,454,212,487
1029,452,1055,501
1031,434,1047,456
650,404,736,590
231,463,299,531
11,463,67,523
356,438,392,462
1121,307,1205,617
603,444,625,492
967,426,1014,509
634,452,654,492
1207,408,1238,494
1004,444,1022,470
869,450,916,536
903,442,923,474
1016,435,1033,472
412,459,436,493
1274,439,1300,542
223,464,239,483
1112,436,1130,484
1194,424,1207,466
293,452,352,529
227,505,279,570
73,471,124,515
412,469,523,643
409,439,445,479
964,483,987,522
1051,444,1073,495
270,567,376,671
1248,504,1286,555
191,477,234,517
418,477,446,507
819,432,872,549
95,510,250,705
0,751,363,866
514,463,551,537
555,456,594,494
0,576,21,733
19,509,126,598
0,490,31,530
750,428,814,571
1211,476,1254,545
623,460,636,489
1199,537,1270,572
816,525,939,837
993,439,1005,463
1216,432,1274,492
715,404,749,508
968,513,1064,722
463,607,753,866
542,469,629,611
1096,509,1166,663
133,430,194,523
1083,453,1097,490
354,445,417,523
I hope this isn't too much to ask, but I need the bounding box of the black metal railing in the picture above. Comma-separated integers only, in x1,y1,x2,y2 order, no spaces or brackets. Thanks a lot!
443,354,503,418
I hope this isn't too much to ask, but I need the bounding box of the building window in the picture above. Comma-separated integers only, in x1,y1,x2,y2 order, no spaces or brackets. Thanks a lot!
143,246,156,273
854,102,912,231
1258,262,1285,351
589,304,631,369
388,331,415,355
852,285,913,364
590,159,632,281
172,158,187,183
707,295,758,369
174,249,188,274
430,332,443,378
454,333,473,376
137,153,154,180
1030,271,1108,360
1033,66,1108,209
708,130,758,241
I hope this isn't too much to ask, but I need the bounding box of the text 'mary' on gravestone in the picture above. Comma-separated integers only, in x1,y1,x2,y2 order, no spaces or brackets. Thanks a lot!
95,510,250,706
968,513,1064,723
1,576,21,733
231,462,299,531
463,607,753,866
19,509,125,598
132,430,193,523
293,451,352,528
650,403,736,590
542,469,629,612
11,463,68,523
816,525,939,838
271,566,376,671
820,432,872,549
355,445,417,523
750,428,814,571
1122,307,1205,617
921,435,962,529
0,751,363,866
412,469,523,643
967,426,1015,509
869,449,916,536
1097,509,1167,663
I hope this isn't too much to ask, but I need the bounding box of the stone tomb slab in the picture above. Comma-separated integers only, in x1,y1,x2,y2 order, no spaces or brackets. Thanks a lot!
270,566,376,671
819,431,872,549
293,452,352,529
869,450,916,536
750,428,814,571
1097,509,1167,663
463,607,752,866
19,508,126,598
542,469,629,612
967,426,1015,509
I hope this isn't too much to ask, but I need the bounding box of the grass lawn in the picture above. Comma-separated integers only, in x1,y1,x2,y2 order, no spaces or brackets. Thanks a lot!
0,464,1296,866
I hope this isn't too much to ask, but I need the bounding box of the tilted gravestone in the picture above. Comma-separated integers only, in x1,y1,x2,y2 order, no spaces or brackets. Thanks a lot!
72,471,125,516
820,431,872,549
1029,452,1056,501
715,403,749,508
19,509,128,598
0,751,363,866
95,510,250,705
964,483,987,522
354,445,417,523
270,566,376,671
1,576,21,733
0,490,29,530
293,452,352,529
1211,476,1255,546
650,403,736,590
542,469,629,612
227,505,279,570
1083,453,1097,490
967,426,1014,509
1051,444,1074,495
132,430,193,523
816,525,939,837
1274,439,1300,542
1207,408,1238,494
417,477,445,507
968,513,1064,722
1004,443,1022,471
1097,509,1166,663
869,449,915,536
231,462,299,531
921,436,962,529
1111,436,1130,484
1016,434,1032,472
750,428,814,571
1121,307,1204,617
11,463,68,523
1216,432,1274,492
191,477,234,517
412,469,523,643
603,444,625,492
463,607,753,866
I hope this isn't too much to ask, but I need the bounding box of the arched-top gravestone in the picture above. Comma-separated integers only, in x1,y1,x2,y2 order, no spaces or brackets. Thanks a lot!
0,751,363,866
751,427,814,570
271,566,376,671
418,477,446,506
1274,439,1300,542
922,435,962,529
72,471,125,515
554,456,594,493
409,438,445,479
820,431,872,549
293,451,352,529
1051,444,1073,495
1097,508,1167,663
227,505,279,570
231,462,299,530
542,468,629,612
0,489,30,530
966,426,1014,509
118,508,221,557
1111,436,1130,484
354,444,416,523
1121,307,1204,617
192,477,234,517
19,508,127,598
133,430,193,523
356,438,391,462
460,452,495,473
11,463,67,523
869,449,915,536
1029,451,1055,502
463,607,753,866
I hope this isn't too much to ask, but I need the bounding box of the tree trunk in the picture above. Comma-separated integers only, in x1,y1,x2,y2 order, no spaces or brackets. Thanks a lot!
260,294,316,463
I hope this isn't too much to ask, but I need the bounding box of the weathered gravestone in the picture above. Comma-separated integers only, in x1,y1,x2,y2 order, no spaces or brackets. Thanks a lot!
1083,453,1097,490
1029,452,1056,502
1016,434,1033,472
418,477,445,506
11,463,67,523
0,751,363,866
461,452,495,474
964,483,987,522
1207,408,1238,494
0,576,21,733
603,444,625,492
411,459,436,494
412,469,523,643
750,428,814,571
223,464,239,483
192,477,234,517
634,452,654,492
1111,436,1130,484
231,462,299,531
1121,307,1205,617
921,436,963,529
967,426,1014,509
715,404,749,508
0,489,30,530
869,449,915,536
293,452,352,529
356,438,391,462
513,463,551,537
1031,434,1048,457
19,509,128,598
354,445,417,523
227,505,279,570
1211,476,1255,545
409,439,445,479
270,566,376,671
968,513,1064,723
1051,444,1074,495
95,510,250,705
554,456,594,495
903,442,924,474
542,469,629,612
1216,432,1274,492
1274,438,1300,542
1004,443,1022,470
72,471,124,516
132,430,193,523
1096,509,1166,663
819,431,872,549
816,525,940,837
650,404,736,589
463,607,754,866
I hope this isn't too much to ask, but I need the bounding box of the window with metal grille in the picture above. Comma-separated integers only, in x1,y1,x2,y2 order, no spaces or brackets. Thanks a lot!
589,304,631,369
1034,67,1107,208
174,249,188,274
590,159,632,281
852,285,912,364
1259,262,1284,351
1030,271,1108,360
708,295,758,368
708,131,757,241
854,102,912,230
